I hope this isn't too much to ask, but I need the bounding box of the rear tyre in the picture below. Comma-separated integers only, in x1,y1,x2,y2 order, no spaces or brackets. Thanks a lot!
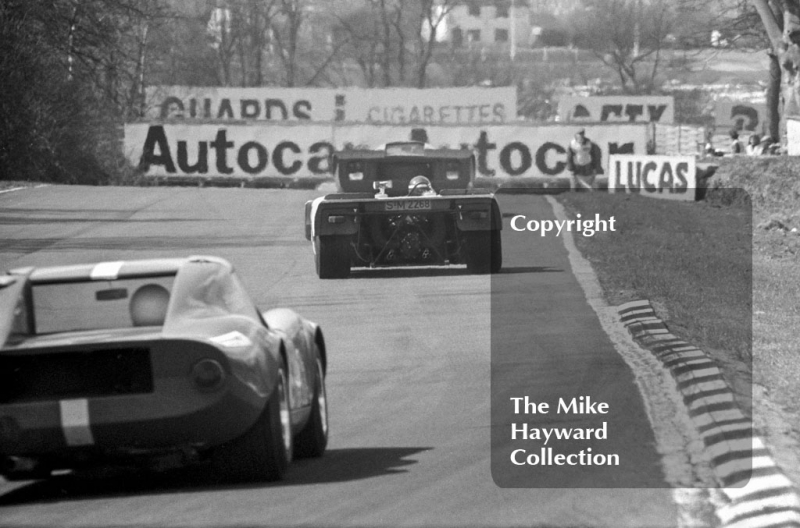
210,359,292,482
464,231,502,274
293,352,328,458
315,235,351,279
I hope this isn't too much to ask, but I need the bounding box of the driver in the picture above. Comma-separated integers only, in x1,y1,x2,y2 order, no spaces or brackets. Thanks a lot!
407,175,435,196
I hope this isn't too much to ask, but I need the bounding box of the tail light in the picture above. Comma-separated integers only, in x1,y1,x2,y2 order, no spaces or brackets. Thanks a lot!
191,359,226,391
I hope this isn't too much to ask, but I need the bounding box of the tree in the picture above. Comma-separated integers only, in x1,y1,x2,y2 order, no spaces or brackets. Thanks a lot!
571,0,676,94
207,2,241,85
415,0,460,88
67,0,169,118
146,3,219,87
749,0,800,144
334,6,384,86
671,0,780,140
241,0,280,86
331,0,463,88
333,0,413,87
268,0,351,87
0,0,167,183
270,0,309,87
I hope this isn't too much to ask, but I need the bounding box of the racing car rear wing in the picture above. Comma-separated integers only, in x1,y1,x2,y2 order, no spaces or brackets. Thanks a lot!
333,147,476,196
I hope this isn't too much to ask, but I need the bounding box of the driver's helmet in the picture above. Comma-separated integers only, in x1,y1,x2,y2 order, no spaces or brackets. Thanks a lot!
408,175,433,196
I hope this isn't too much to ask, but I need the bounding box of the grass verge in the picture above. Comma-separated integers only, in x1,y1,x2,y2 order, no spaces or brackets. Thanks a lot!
0,181,42,191
557,191,753,412
557,156,800,420
707,157,800,418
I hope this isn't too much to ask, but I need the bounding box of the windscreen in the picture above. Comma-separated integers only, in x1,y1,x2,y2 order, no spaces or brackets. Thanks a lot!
32,276,175,334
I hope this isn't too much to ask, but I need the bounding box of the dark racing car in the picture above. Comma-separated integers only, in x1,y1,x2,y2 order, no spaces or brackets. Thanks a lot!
0,256,328,483
305,141,502,278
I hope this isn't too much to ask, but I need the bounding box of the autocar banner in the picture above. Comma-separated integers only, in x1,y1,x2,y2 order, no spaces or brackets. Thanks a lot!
124,122,648,180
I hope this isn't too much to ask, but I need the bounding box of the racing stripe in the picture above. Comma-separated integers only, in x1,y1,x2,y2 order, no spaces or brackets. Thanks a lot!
60,399,95,446
90,261,124,281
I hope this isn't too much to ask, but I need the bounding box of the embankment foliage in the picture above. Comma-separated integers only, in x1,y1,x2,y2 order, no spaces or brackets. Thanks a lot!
0,1,167,184
706,157,800,218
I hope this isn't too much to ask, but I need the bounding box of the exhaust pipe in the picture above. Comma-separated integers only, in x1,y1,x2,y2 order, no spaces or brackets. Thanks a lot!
3,456,43,476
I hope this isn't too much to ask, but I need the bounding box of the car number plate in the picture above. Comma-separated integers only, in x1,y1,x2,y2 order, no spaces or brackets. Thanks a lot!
385,200,432,212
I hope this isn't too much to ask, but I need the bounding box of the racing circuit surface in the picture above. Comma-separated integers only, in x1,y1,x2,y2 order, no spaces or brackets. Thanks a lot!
0,186,696,527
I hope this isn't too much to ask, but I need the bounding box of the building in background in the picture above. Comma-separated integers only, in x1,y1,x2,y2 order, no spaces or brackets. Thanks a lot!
439,0,532,51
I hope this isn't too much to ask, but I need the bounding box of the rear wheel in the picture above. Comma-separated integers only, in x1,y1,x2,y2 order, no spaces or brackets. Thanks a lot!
293,352,328,458
464,231,502,274
315,235,351,279
210,359,292,482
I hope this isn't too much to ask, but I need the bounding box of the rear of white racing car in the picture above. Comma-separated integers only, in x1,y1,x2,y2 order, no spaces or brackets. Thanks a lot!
0,257,328,483
305,141,502,278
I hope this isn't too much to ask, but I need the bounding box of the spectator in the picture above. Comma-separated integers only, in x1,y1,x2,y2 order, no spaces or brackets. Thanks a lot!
761,135,779,155
410,128,429,144
566,128,603,191
729,129,744,155
746,134,761,155
704,131,723,157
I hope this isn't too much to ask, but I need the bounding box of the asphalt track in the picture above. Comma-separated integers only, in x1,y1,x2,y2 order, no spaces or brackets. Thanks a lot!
0,186,690,527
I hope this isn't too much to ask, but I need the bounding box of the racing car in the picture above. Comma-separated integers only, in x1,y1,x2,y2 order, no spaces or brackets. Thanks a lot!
305,141,502,278
0,256,328,483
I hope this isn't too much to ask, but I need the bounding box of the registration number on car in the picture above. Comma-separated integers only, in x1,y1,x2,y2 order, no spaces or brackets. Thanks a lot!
385,200,432,212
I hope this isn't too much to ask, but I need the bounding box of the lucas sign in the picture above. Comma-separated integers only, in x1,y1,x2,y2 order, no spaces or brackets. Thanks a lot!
145,86,517,125
608,155,696,201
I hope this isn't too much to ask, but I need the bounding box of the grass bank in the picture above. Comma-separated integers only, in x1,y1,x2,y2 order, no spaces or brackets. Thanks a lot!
557,156,800,417
0,181,43,191
558,191,753,409
711,157,800,419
